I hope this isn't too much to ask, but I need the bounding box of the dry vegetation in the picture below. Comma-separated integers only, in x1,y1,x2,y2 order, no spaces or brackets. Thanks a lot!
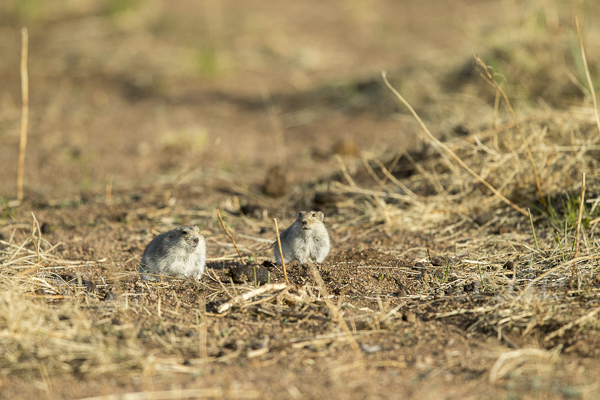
3,0,600,399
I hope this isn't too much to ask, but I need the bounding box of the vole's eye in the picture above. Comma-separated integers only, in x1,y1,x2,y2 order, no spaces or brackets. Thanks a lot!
311,213,316,217
181,230,188,235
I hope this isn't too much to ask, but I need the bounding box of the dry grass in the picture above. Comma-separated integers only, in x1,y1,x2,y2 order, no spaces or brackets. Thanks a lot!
3,89,600,385
3,1,600,398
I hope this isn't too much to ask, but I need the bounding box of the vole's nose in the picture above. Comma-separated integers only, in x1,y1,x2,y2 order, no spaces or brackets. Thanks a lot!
301,219,307,226
193,237,199,245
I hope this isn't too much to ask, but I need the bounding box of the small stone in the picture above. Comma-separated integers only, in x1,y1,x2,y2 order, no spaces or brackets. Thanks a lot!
229,264,270,285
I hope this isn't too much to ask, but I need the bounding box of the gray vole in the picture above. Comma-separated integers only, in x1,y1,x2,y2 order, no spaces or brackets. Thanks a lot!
139,226,206,281
274,211,331,264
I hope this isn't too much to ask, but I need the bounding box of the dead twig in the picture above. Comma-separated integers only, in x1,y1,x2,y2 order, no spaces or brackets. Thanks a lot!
217,209,245,265
544,306,600,341
489,348,557,383
217,283,287,313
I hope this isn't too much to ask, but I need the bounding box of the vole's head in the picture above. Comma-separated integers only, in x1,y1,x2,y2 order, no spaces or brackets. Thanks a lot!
169,226,202,248
297,211,324,230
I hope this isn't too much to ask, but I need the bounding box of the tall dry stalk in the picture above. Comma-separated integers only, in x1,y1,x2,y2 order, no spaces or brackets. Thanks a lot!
17,27,29,203
217,209,245,264
273,218,289,284
575,17,600,137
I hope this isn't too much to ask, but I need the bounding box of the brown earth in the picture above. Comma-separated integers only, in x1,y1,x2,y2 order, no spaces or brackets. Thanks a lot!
2,1,600,399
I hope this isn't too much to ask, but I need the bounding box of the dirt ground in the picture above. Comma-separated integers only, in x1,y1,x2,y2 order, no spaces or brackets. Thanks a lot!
3,1,600,399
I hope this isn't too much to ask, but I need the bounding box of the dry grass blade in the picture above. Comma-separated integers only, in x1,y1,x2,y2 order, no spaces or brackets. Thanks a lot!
77,388,261,400
307,261,364,368
331,179,418,205
380,149,404,185
575,17,600,136
217,209,245,264
273,218,289,284
544,306,600,341
489,348,557,383
381,71,528,217
30,211,42,264
573,172,586,259
473,55,547,210
0,290,146,376
362,155,386,187
16,27,29,203
335,154,359,189
371,158,420,199
515,254,598,303
333,155,424,208
366,301,407,330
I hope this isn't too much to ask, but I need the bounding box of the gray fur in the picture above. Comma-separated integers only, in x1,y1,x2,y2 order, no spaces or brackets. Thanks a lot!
274,211,330,264
139,226,206,281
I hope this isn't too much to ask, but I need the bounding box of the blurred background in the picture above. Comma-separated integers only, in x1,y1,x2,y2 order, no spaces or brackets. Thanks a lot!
1,0,599,201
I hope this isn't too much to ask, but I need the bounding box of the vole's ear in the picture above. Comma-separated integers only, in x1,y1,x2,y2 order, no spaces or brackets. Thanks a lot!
298,212,302,218
317,211,324,221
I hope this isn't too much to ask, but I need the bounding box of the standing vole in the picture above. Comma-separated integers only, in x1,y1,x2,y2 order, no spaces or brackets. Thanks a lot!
274,211,331,264
139,226,206,281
